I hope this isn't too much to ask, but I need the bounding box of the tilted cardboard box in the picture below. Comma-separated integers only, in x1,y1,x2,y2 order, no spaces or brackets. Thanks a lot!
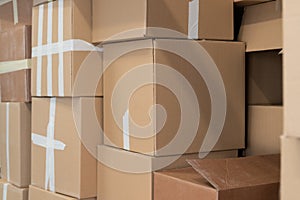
0,103,31,188
92,0,233,42
0,182,28,200
31,97,102,199
103,39,245,156
97,145,238,200
154,155,280,200
31,0,102,97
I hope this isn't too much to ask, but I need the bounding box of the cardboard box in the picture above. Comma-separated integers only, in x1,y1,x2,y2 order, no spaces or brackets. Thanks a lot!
247,50,282,105
29,186,96,200
0,69,31,102
103,39,245,156
0,103,31,188
281,136,300,200
97,145,238,200
154,154,280,200
238,1,282,52
0,25,31,62
0,182,28,200
33,0,53,6
31,0,103,97
92,0,233,42
0,0,32,32
247,106,282,156
31,97,102,199
234,0,274,6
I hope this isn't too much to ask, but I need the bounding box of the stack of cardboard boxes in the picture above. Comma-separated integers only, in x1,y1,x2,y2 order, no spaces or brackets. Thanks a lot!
0,0,32,199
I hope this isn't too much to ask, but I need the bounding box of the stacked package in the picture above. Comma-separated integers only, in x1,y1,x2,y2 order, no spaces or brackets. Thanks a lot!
0,0,33,199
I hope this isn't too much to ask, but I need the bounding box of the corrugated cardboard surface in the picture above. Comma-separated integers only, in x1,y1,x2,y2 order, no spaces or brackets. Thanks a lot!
281,137,300,200
0,25,31,62
0,69,31,102
247,106,282,156
103,39,245,156
0,0,32,32
31,97,102,199
155,155,280,200
97,145,238,200
28,185,96,200
92,0,233,42
247,50,282,105
0,103,31,188
238,1,282,52
0,182,28,200
234,0,274,6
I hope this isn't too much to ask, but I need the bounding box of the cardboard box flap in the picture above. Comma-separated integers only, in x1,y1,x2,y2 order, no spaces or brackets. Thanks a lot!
187,155,280,191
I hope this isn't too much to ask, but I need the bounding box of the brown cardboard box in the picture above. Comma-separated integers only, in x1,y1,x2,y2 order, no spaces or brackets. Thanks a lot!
238,1,282,52
97,145,238,200
0,182,28,200
92,0,233,42
29,186,96,200
0,0,32,32
31,97,102,199
281,136,300,200
0,26,31,62
154,155,280,200
31,0,103,97
0,103,31,188
103,39,245,156
0,69,31,102
247,50,282,105
234,0,274,6
247,106,282,156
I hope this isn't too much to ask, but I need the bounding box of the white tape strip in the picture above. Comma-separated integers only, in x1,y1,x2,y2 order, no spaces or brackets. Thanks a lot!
2,183,8,200
31,98,66,192
123,110,130,150
47,2,53,96
0,59,31,74
5,103,10,181
36,4,44,96
58,0,64,96
0,0,12,5
0,0,18,24
188,0,199,39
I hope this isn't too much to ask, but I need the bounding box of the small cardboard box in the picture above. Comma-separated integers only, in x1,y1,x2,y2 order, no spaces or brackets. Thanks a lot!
29,186,96,200
247,50,282,105
0,182,28,200
0,0,32,32
238,1,282,52
234,0,274,6
103,39,245,156
31,97,102,199
92,0,233,42
0,103,31,188
154,155,280,200
247,106,282,156
0,25,31,62
31,0,102,97
97,145,238,200
0,69,31,102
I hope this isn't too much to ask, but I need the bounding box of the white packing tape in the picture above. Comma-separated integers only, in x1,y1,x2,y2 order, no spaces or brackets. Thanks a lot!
47,2,53,96
31,98,66,192
36,4,44,96
0,59,31,74
188,0,199,39
58,0,64,96
5,103,10,182
0,0,18,24
123,110,130,150
2,183,8,200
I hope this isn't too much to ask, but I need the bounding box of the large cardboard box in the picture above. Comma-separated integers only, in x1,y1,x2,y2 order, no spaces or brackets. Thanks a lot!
154,155,280,200
103,39,245,156
238,1,282,52
0,0,32,32
247,106,282,156
29,186,96,200
0,69,31,102
234,0,274,6
92,0,233,42
0,103,31,188
0,26,31,62
281,136,300,200
97,145,238,200
31,0,103,97
0,182,28,200
247,50,282,105
31,97,102,199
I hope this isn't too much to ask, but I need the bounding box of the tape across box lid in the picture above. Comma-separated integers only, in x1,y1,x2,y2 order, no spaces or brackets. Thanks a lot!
0,182,29,200
31,0,103,97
